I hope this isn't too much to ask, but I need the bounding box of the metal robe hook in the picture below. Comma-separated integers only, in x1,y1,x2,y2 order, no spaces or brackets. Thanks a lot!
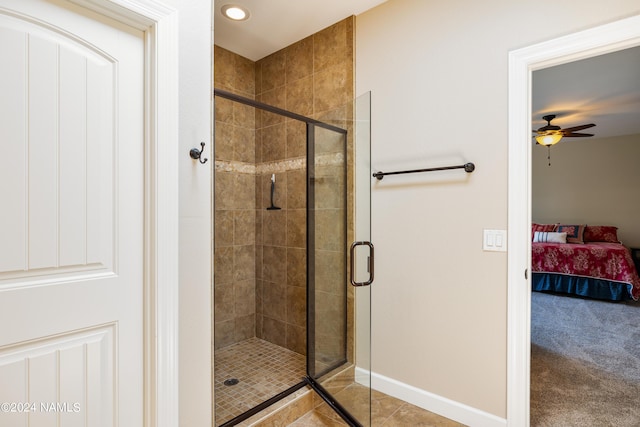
189,142,208,164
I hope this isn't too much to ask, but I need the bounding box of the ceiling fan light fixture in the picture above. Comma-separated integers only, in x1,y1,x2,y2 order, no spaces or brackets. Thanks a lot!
221,4,250,21
535,132,563,146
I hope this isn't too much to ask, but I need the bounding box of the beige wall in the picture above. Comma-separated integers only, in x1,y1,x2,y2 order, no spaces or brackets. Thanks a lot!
533,134,640,247
356,0,640,418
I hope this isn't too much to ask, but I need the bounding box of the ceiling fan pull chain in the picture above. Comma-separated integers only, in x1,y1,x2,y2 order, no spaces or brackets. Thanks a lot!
547,145,551,166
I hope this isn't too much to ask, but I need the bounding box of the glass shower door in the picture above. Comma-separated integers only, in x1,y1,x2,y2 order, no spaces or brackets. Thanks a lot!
307,92,372,426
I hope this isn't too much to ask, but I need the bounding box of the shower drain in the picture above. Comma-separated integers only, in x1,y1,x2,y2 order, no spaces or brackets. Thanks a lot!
223,378,239,386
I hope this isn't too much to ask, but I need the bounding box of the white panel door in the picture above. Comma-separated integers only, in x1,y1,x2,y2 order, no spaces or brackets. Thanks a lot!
0,0,144,425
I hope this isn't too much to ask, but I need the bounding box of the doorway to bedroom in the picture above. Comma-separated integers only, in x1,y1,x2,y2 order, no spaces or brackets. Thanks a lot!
528,45,640,425
507,14,640,427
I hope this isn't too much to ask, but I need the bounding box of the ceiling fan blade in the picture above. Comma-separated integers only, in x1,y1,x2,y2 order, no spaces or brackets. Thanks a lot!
537,124,561,132
561,123,595,132
562,132,594,137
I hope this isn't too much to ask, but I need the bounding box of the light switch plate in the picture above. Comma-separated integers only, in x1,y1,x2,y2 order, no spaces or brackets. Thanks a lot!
484,229,507,252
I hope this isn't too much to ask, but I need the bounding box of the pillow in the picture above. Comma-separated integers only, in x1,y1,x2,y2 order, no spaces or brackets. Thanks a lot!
556,224,586,244
532,223,557,240
584,225,620,243
533,231,567,243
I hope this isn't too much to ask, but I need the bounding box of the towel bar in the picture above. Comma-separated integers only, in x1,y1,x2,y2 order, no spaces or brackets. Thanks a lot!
372,162,475,180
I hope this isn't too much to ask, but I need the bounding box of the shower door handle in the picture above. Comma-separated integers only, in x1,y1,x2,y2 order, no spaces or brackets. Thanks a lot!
350,241,374,287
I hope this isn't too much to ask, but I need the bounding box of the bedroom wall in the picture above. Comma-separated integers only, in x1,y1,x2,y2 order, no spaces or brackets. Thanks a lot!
532,133,640,247
355,0,640,422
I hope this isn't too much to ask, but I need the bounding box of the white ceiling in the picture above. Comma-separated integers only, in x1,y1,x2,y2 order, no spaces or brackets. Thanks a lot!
214,2,640,141
533,45,640,140
213,0,388,61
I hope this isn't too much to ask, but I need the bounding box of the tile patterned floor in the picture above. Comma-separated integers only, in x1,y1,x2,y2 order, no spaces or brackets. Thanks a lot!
215,338,465,427
215,337,307,425
291,383,466,426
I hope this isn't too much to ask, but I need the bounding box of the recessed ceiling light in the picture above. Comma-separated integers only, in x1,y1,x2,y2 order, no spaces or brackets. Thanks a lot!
221,4,250,21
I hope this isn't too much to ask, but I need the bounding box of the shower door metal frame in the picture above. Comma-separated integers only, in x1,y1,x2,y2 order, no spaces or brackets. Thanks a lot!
305,121,349,379
213,89,361,427
305,121,360,425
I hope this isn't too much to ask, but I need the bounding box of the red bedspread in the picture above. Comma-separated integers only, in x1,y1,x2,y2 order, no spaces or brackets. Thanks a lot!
532,242,640,300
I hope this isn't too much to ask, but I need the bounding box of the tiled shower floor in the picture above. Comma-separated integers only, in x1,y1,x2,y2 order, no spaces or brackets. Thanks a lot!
214,337,306,425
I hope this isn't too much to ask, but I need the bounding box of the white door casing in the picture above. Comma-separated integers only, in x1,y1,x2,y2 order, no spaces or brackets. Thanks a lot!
0,0,179,426
507,14,640,427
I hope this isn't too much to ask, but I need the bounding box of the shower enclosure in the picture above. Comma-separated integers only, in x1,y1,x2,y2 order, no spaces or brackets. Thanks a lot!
213,89,372,426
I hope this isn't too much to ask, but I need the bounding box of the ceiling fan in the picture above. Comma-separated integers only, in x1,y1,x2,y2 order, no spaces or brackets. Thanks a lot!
533,114,596,146
533,114,596,166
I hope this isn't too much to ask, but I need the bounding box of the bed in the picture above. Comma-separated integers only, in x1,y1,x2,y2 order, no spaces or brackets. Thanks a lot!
531,224,640,301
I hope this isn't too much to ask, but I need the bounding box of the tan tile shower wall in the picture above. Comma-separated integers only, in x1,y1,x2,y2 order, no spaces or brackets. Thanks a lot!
255,163,307,355
254,19,354,119
255,17,354,357
214,17,355,355
214,46,257,349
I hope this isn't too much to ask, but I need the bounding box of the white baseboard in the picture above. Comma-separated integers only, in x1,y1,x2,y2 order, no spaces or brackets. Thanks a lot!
355,367,506,427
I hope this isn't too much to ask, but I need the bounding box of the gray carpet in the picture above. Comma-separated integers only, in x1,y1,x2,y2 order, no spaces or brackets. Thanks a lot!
530,291,640,426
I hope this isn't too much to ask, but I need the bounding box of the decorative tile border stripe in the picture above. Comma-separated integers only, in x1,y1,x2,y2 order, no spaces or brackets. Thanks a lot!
257,158,306,174
215,153,344,175
215,160,257,174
